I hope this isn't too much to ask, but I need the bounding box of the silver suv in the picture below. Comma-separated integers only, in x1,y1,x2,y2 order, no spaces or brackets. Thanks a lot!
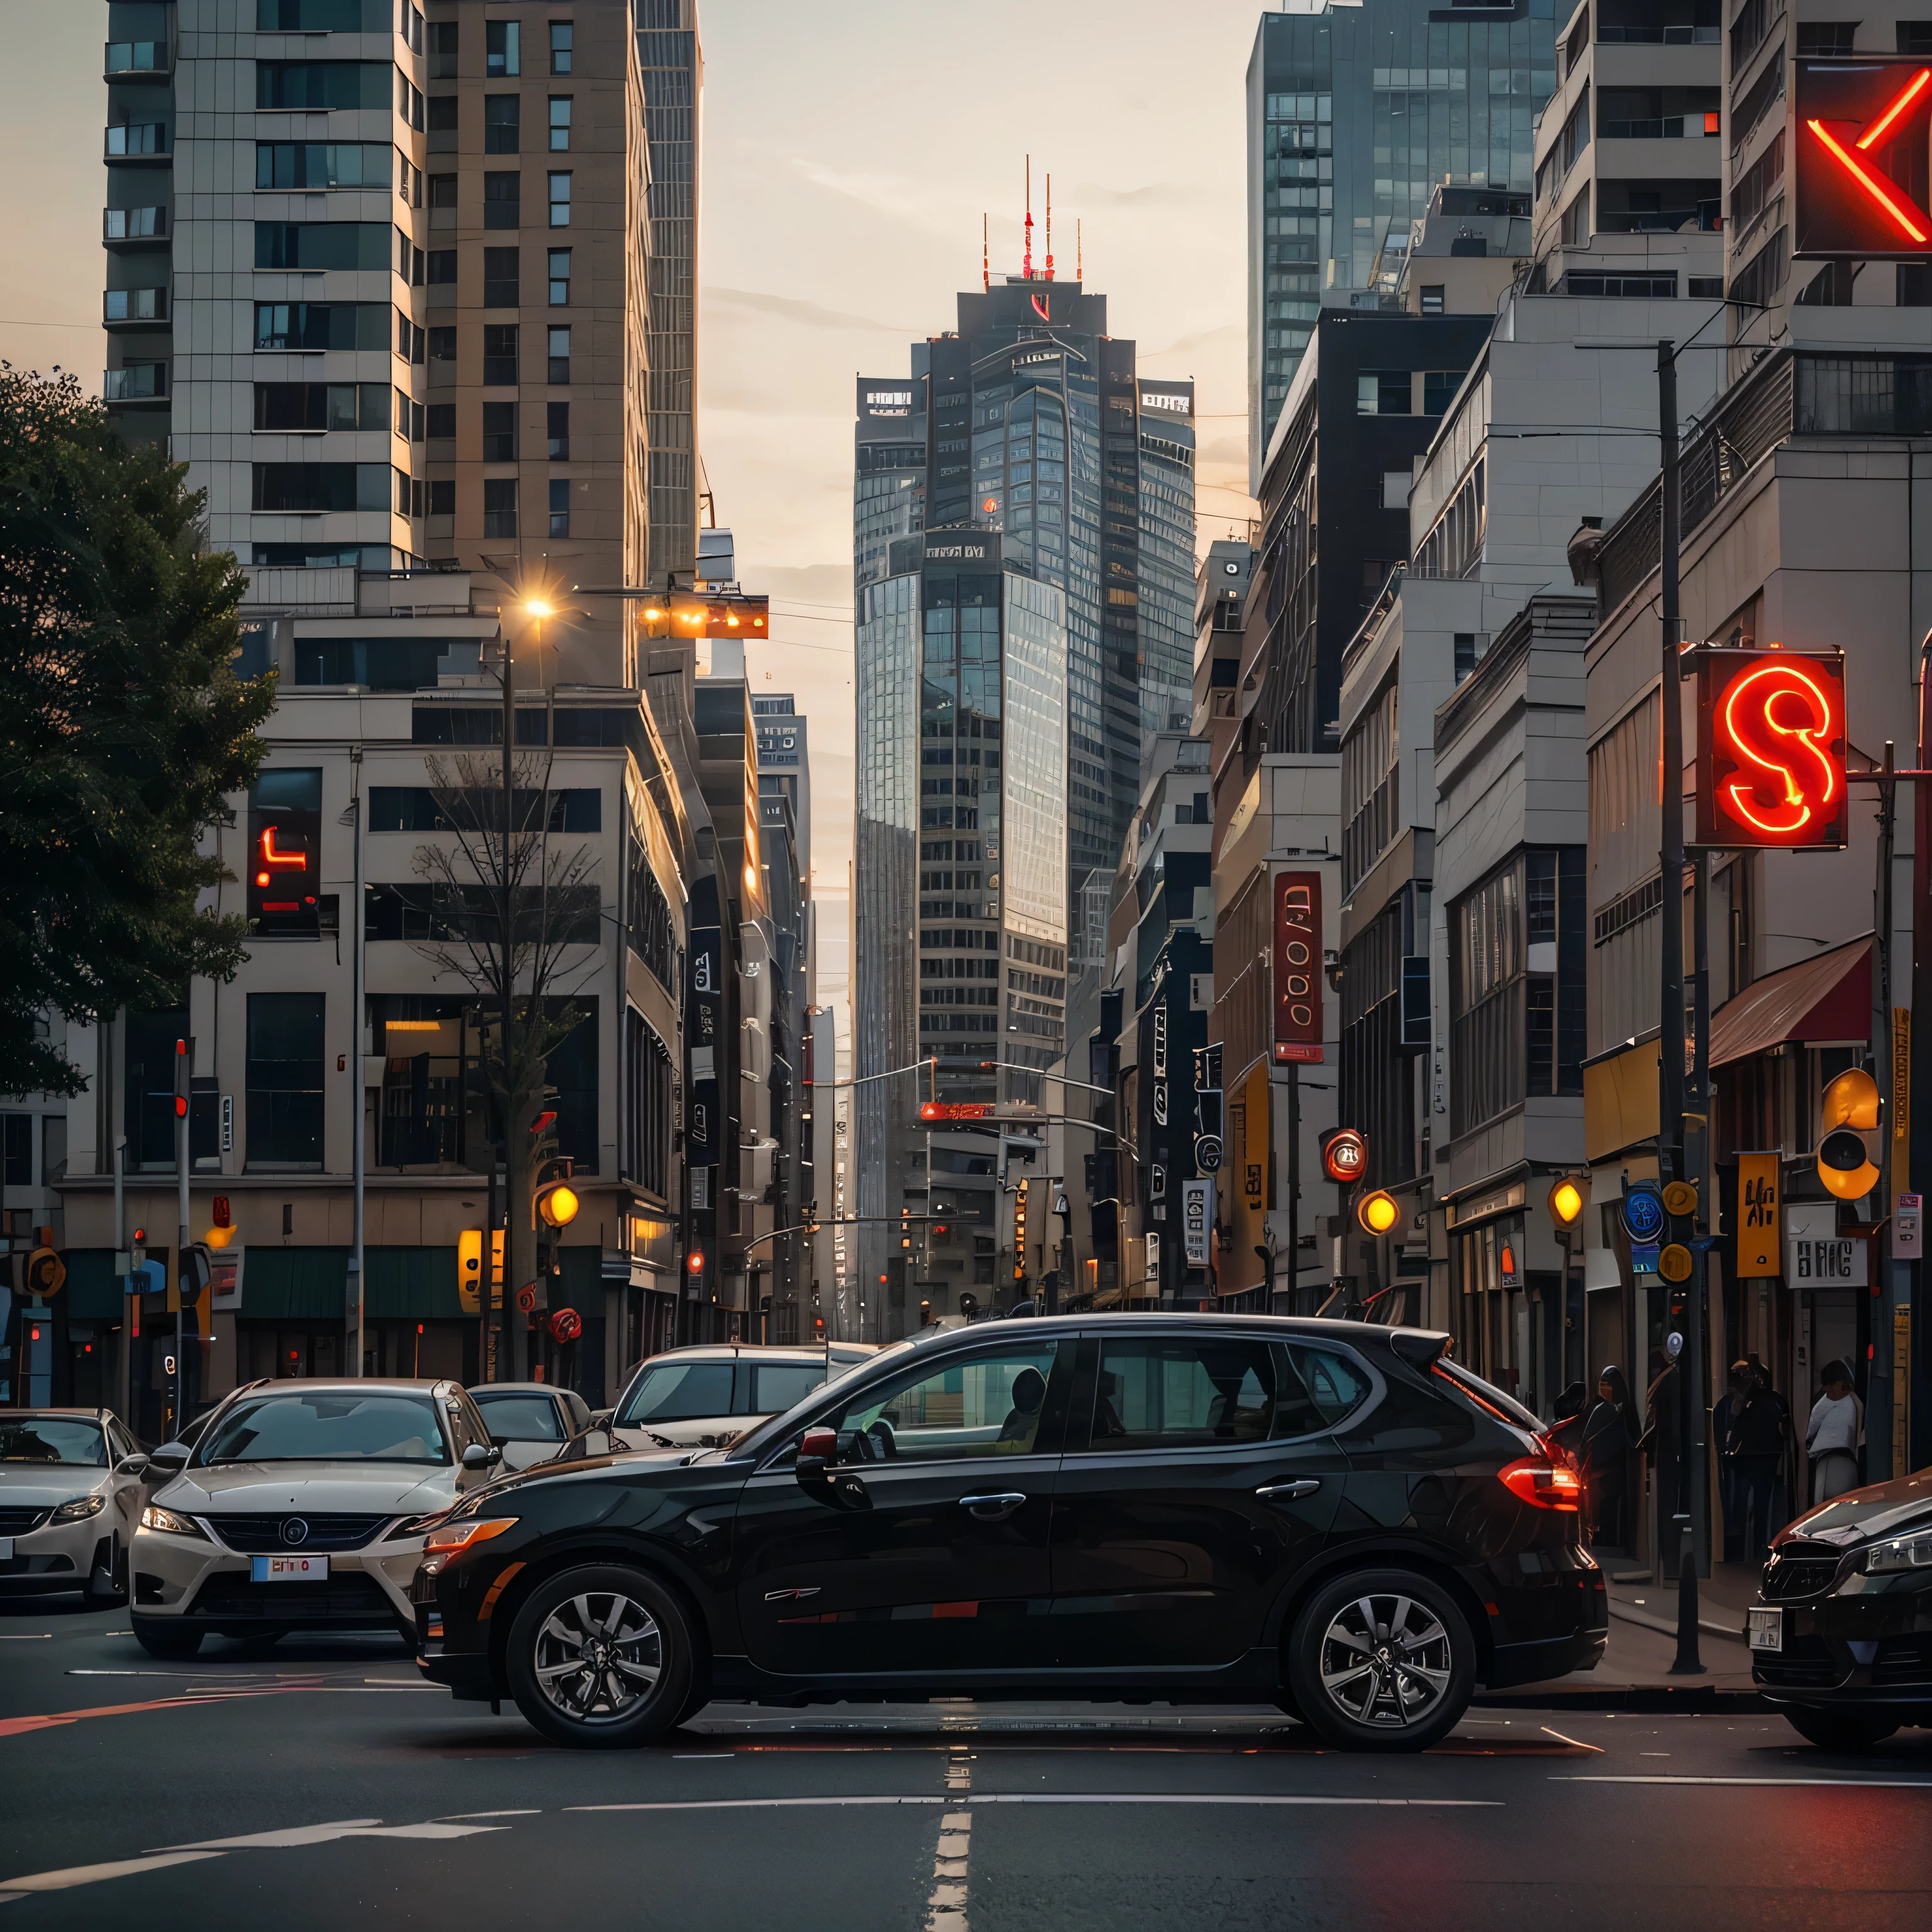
601,1344,877,1450
131,1379,499,1657
0,1409,151,1607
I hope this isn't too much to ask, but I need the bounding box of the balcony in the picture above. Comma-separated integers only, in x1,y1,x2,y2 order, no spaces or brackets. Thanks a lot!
1594,203,1723,232
104,362,168,404
104,287,169,327
103,205,169,247
104,40,170,79
104,122,170,162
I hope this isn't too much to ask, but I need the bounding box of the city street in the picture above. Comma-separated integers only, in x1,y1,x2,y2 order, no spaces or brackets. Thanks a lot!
3,1598,1928,1929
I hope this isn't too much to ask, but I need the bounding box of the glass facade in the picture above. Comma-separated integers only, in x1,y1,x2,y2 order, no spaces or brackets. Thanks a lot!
1248,1,1556,481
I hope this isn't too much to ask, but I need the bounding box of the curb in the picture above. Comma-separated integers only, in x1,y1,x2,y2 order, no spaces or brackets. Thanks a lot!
1473,1685,1767,1713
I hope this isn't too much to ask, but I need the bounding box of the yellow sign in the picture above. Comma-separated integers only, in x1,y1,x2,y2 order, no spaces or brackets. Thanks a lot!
1736,1151,1780,1277
1895,1007,1912,1146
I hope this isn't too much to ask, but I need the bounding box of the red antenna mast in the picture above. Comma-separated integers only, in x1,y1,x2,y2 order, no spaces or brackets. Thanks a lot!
1045,174,1054,280
1077,218,1083,282
1023,154,1033,280
982,212,989,291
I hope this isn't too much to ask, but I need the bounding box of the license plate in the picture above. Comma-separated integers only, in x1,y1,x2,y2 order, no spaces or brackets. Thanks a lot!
251,1555,328,1582
1748,1607,1784,1652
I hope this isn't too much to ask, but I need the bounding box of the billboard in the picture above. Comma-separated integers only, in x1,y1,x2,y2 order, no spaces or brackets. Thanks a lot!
1694,648,1848,849
1794,59,1932,258
1272,870,1324,1062
1138,379,1196,423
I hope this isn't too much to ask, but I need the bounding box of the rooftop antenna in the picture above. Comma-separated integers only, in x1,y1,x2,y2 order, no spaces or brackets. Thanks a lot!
1045,174,1054,281
1023,154,1033,280
982,212,989,291
1077,218,1083,282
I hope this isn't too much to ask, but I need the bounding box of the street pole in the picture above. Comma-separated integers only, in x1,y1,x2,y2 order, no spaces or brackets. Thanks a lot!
499,617,517,1384
114,1135,128,1431
1287,1060,1301,1314
347,745,365,1377
1689,854,1711,1582
1874,739,1899,1477
175,1033,189,1439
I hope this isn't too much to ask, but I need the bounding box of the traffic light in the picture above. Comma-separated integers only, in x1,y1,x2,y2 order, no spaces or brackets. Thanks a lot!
174,1036,191,1124
534,1157,579,1228
1546,1177,1587,1230
458,1230,484,1315
1356,1189,1400,1236
1323,1129,1368,1185
1816,1067,1881,1200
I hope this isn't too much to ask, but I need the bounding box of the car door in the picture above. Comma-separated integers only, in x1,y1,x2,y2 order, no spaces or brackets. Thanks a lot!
733,1335,1075,1682
1046,1330,1351,1672
103,1420,146,1557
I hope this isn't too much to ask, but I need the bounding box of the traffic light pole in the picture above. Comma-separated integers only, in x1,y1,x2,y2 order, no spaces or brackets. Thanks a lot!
175,1035,190,1440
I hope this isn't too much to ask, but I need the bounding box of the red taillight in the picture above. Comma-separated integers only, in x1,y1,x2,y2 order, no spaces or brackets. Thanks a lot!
1539,1431,1580,1472
1497,1458,1582,1511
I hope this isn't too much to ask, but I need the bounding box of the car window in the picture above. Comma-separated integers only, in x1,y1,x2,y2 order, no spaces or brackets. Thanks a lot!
0,1419,106,1465
1290,1346,1373,1426
475,1395,565,1443
1081,1338,1277,1452
616,1360,736,1426
199,1392,452,1466
752,1363,826,1415
830,1344,1065,1462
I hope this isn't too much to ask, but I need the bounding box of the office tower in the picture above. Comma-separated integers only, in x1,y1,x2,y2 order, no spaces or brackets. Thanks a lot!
636,0,701,582
1246,2,1557,487
852,528,1070,1332
855,275,1196,965
104,0,651,676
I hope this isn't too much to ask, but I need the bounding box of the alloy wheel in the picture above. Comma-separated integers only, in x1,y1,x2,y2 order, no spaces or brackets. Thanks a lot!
531,1591,664,1724
1316,1592,1454,1729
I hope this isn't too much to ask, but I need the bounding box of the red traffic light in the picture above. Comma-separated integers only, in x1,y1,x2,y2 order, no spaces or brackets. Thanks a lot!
686,1249,706,1274
174,1096,189,1118
212,1196,231,1228
921,1101,991,1121
1323,1128,1368,1184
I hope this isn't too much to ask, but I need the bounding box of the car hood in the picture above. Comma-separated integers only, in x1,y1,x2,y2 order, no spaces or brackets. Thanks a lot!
462,1441,704,1506
1775,1466,1932,1550
0,1468,109,1509
155,1463,460,1515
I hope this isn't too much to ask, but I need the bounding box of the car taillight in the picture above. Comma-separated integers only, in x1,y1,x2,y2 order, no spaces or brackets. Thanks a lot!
1539,1431,1579,1472
1497,1458,1582,1511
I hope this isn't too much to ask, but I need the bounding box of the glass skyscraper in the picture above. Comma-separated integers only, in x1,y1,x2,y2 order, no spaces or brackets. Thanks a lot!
1247,0,1557,487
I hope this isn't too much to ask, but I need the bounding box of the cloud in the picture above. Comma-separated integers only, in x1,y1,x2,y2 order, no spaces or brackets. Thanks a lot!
706,285,912,335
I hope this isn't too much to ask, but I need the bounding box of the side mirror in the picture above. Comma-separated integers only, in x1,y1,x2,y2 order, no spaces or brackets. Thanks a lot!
796,1426,838,1480
149,1442,191,1470
587,1409,613,1430
115,1453,150,1477
462,1442,502,1470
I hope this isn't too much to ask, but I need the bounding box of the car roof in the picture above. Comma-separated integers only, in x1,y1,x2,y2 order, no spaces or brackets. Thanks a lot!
469,1383,569,1398
0,1408,111,1419
900,1313,1439,1349
225,1379,465,1396
638,1345,867,1363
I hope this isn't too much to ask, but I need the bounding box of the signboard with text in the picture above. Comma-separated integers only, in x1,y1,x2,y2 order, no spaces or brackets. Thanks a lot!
1794,58,1932,259
1694,650,1847,850
1272,871,1323,1063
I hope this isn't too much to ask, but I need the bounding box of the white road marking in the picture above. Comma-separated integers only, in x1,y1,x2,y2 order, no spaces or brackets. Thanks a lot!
571,1799,952,1813
1540,1727,1604,1753
674,1753,736,1760
926,1747,974,1932
0,1852,224,1894
569,1795,1503,1813
1553,1776,1932,1790
157,1820,506,1850
436,1811,543,1821
0,1635,52,1641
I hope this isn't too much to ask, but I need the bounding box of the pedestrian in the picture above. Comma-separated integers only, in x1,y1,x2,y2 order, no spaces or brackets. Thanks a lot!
1714,1362,1750,1563
1727,1362,1790,1560
1579,1365,1634,1548
1806,1360,1862,1504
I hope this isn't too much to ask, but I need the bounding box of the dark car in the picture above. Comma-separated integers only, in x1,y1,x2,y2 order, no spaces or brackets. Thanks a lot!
1749,1466,1932,1747
411,1316,1606,1752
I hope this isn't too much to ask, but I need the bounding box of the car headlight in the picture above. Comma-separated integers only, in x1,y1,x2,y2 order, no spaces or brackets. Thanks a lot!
50,1494,106,1524
1866,1530,1932,1573
421,1517,519,1557
140,1504,207,1539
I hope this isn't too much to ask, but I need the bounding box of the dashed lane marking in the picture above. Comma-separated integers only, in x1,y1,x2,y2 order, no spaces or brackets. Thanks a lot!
926,1745,974,1932
567,1795,1504,1813
157,1821,507,1850
0,1853,224,1897
435,1811,543,1821
1553,1775,1932,1789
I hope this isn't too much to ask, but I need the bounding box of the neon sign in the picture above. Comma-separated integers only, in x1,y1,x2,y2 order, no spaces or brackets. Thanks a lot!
1795,60,1932,257
1272,870,1324,1062
1695,648,1848,849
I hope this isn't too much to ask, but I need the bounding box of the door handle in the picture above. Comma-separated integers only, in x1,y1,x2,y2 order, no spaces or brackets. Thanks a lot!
958,1492,1026,1521
1255,1478,1321,1501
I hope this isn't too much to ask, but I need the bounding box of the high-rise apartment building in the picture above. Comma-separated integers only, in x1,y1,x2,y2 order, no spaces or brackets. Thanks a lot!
104,0,677,680
1246,1,1557,486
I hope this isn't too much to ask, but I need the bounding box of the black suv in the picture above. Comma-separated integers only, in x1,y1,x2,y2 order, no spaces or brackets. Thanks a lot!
1751,1467,1932,1747
412,1316,1606,1751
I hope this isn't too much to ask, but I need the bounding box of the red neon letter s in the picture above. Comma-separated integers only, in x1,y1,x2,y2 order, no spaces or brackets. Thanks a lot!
1717,661,1841,839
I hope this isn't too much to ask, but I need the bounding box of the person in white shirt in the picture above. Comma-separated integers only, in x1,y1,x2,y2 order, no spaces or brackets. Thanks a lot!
1806,1361,1862,1504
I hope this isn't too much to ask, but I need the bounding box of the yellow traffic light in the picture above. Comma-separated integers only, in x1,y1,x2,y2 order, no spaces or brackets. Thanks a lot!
1662,1180,1699,1218
539,1182,580,1228
1546,1177,1587,1228
457,1230,484,1315
1818,1068,1882,1199
1357,1189,1401,1236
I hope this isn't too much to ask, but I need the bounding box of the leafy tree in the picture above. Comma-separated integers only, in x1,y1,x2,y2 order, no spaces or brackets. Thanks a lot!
0,369,274,1097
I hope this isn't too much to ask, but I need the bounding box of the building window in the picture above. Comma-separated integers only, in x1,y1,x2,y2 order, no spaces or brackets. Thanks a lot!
427,402,455,440
483,171,520,230
548,96,572,150
482,399,517,462
1419,284,1445,314
550,20,572,72
1,1113,29,1187
1357,371,1411,415
428,324,457,364
1560,189,1589,246
547,325,570,384
1421,371,1460,414
428,18,458,78
547,399,569,459
482,245,519,308
427,95,457,135
548,248,570,305
482,323,518,385
484,94,520,153
428,478,455,516
426,247,456,284
246,992,325,1171
548,477,570,536
486,19,520,76
428,172,457,225
484,477,518,536
124,1007,188,1174
547,172,571,226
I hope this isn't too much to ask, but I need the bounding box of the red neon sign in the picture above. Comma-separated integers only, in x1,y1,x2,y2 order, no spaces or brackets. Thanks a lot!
1272,870,1323,1063
1323,1128,1367,1184
1696,648,1848,849
259,827,307,869
1795,60,1932,257
920,1101,991,1121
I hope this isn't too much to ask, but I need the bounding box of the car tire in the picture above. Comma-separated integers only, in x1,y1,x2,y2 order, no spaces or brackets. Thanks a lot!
131,1618,204,1660
1286,1568,1475,1753
1780,1706,1901,1750
504,1564,696,1750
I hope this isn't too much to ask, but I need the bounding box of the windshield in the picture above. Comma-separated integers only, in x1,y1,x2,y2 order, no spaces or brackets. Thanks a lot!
616,1360,737,1425
199,1392,451,1465
474,1394,564,1443
731,1338,921,1462
1435,1357,1546,1433
0,1419,106,1467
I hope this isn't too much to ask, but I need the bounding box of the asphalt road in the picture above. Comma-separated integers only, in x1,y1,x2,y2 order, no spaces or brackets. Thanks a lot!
2,1594,1928,1929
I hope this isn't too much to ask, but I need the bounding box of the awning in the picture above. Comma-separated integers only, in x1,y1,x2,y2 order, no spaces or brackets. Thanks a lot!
1709,935,1871,1069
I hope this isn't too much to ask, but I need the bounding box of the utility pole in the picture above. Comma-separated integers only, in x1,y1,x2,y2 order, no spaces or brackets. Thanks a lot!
498,616,517,1384
347,744,365,1377
174,1032,189,1439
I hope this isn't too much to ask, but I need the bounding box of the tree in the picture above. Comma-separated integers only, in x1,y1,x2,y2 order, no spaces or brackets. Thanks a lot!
0,369,274,1097
409,745,601,1380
